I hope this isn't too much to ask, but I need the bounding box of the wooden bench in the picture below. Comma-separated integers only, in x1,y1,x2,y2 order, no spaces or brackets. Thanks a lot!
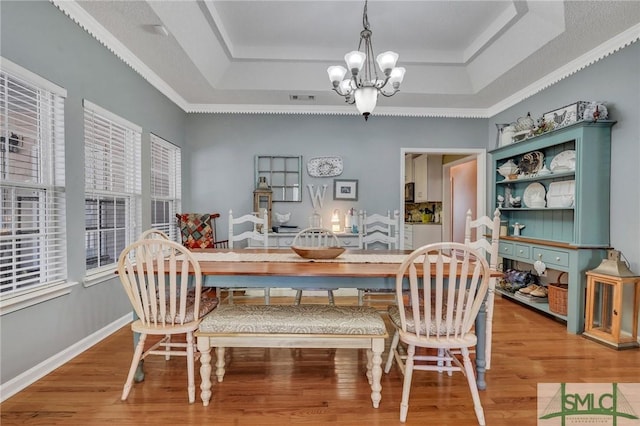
195,304,388,407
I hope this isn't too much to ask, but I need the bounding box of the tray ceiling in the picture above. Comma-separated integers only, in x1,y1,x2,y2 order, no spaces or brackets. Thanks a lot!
56,1,640,117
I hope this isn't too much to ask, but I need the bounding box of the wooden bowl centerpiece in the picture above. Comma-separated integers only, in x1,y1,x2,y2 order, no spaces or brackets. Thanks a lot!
291,246,345,260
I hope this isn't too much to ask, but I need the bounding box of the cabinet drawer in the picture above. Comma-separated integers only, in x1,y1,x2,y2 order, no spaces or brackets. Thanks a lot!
532,246,569,268
499,241,514,256
277,236,296,247
514,244,530,260
338,236,359,247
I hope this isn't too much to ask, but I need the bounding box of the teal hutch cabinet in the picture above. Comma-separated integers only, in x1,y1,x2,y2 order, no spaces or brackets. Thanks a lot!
490,121,615,333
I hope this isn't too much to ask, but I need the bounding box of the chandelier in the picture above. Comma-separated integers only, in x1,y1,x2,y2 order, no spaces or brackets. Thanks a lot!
327,0,406,120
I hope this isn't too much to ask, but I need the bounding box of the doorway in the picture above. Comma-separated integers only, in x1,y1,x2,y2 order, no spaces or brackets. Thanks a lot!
400,148,486,248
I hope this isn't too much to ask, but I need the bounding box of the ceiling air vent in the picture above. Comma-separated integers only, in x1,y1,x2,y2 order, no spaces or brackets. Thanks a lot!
289,95,315,102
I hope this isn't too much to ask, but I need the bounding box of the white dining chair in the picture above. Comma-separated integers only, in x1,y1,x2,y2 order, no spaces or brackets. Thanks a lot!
384,242,491,424
225,209,270,304
357,210,401,306
435,208,501,375
463,208,500,370
291,227,340,305
117,238,218,403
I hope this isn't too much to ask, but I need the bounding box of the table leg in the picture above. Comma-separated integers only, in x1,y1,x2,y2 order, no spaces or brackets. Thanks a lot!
475,301,487,390
134,360,145,382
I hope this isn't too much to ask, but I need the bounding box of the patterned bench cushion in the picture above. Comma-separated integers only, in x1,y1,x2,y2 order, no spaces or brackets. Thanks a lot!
199,304,386,335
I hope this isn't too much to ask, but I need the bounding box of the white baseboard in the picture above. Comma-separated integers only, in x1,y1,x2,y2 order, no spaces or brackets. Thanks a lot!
0,313,132,402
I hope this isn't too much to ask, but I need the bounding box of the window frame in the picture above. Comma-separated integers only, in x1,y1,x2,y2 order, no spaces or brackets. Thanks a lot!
0,57,72,315
83,100,141,285
150,133,181,242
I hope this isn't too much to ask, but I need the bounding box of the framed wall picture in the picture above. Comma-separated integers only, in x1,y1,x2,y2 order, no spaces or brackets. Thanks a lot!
333,179,358,201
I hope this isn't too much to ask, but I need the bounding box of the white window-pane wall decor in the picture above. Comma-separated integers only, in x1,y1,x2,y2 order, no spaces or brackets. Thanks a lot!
150,133,181,241
0,61,67,299
83,100,141,276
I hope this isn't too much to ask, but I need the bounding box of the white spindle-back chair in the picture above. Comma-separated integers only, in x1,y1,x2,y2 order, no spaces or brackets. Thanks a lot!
117,238,218,403
384,242,491,424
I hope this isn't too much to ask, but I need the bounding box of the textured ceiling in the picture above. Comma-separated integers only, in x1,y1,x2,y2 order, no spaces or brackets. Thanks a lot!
56,0,640,117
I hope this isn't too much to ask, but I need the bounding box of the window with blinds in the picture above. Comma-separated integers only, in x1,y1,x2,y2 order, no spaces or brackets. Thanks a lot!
84,100,141,274
0,63,67,298
150,133,181,241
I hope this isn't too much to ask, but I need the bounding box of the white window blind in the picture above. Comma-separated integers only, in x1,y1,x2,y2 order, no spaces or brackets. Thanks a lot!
84,100,141,275
150,133,181,241
0,62,67,299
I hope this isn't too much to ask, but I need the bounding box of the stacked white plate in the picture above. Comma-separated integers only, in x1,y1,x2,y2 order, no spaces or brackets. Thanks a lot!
547,181,575,208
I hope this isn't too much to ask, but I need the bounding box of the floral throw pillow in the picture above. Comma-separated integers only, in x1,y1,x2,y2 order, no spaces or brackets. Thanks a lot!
177,213,215,249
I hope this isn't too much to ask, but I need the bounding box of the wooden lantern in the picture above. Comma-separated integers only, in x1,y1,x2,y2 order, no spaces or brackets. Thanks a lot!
584,269,640,350
253,187,272,231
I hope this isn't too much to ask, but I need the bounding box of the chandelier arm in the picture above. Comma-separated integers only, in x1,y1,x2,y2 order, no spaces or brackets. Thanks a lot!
379,88,400,98
372,75,391,90
332,87,356,105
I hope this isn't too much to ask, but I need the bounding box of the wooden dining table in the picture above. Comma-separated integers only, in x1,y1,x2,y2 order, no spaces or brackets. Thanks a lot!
190,247,498,390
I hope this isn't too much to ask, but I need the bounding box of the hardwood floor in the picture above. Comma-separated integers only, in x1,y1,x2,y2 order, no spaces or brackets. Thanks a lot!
2,296,639,425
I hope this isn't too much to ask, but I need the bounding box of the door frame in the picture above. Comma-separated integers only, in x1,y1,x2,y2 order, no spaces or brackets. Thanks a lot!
400,148,487,249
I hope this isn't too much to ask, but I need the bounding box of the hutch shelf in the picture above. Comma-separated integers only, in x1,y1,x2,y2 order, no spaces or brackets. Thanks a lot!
490,120,615,333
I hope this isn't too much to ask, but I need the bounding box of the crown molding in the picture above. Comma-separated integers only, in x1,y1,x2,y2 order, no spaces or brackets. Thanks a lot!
486,23,640,117
186,103,489,118
50,0,190,111
52,1,639,119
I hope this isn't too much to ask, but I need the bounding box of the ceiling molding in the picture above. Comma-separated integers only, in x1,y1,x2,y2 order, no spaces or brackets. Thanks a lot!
186,103,489,119
50,0,190,111
52,1,640,119
485,23,640,117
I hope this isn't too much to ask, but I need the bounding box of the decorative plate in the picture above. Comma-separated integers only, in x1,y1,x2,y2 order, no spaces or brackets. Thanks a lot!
307,156,343,177
523,182,546,208
519,151,544,175
547,180,575,208
291,246,345,259
550,150,576,172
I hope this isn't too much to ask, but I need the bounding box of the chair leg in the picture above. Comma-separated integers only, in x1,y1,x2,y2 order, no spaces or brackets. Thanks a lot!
399,344,415,423
461,347,486,425
327,290,335,305
186,331,196,403
122,333,147,401
294,289,303,305
358,289,365,306
384,330,400,373
264,288,270,305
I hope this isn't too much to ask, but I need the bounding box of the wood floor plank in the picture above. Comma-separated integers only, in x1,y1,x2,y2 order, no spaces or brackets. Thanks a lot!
2,296,639,425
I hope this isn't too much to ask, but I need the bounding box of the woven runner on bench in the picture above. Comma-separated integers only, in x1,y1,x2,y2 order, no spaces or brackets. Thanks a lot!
199,304,386,335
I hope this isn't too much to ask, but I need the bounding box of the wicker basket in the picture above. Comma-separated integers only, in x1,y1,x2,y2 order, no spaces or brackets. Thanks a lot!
548,272,568,315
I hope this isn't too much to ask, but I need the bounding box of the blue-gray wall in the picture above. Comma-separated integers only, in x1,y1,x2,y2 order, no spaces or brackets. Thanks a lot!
185,114,486,232
1,0,638,387
0,1,187,384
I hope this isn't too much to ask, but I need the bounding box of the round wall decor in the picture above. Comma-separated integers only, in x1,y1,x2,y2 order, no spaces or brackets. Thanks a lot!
307,156,343,177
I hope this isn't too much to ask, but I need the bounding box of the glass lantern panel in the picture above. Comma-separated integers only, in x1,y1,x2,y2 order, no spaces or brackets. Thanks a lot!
591,281,614,333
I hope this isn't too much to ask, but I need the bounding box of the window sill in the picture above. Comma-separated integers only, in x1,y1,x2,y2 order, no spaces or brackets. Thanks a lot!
83,267,118,288
0,280,79,316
